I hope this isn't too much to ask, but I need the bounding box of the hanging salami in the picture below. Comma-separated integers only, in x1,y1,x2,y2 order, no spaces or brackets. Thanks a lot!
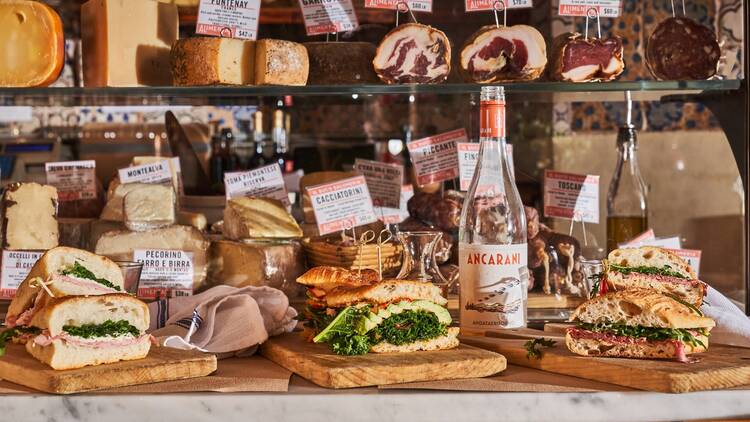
550,32,625,82
373,23,451,84
459,25,547,83
646,17,720,80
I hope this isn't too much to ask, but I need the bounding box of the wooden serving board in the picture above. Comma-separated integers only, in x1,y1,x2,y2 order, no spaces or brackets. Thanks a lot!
461,334,750,393
260,333,507,389
0,344,217,394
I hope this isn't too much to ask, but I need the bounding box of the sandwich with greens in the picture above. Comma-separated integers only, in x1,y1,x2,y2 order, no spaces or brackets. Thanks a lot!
566,289,715,362
296,266,458,355
595,246,706,307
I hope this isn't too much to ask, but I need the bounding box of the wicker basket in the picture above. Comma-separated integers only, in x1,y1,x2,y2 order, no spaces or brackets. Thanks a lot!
302,238,402,276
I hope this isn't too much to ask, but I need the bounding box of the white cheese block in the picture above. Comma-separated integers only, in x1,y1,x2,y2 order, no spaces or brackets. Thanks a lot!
223,197,302,240
95,225,209,292
177,211,207,231
123,184,176,231
171,37,256,86
100,182,151,222
255,39,309,86
207,240,305,298
81,0,178,87
2,183,59,250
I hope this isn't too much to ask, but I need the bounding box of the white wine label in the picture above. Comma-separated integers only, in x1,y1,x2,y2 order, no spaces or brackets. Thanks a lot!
543,170,600,224
459,243,528,329
133,249,194,299
558,0,620,17
299,0,359,36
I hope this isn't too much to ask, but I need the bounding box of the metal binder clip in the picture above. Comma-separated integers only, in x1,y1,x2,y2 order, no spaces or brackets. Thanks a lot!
584,7,601,41
375,228,394,281
395,1,418,26
493,1,506,28
670,0,686,17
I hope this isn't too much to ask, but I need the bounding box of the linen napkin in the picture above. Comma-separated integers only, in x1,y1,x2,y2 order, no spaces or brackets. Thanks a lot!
148,285,298,355
702,286,750,348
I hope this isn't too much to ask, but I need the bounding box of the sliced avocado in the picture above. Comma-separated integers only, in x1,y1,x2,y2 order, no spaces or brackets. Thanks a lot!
386,303,403,314
404,300,452,325
367,311,384,325
355,316,377,334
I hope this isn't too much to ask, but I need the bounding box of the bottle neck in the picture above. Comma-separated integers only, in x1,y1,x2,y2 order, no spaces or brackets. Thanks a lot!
479,98,506,141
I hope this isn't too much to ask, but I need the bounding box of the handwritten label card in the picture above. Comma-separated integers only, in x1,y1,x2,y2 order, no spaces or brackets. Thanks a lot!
408,129,465,186
543,170,600,224
119,160,173,185
224,164,290,206
299,0,358,35
45,160,97,202
134,249,194,299
0,250,43,300
307,176,378,235
196,0,261,40
558,0,621,17
354,159,403,209
465,0,532,12
364,0,432,12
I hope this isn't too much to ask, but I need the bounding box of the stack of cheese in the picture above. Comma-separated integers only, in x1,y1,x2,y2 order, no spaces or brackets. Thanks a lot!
4,247,151,370
1,183,60,251
208,197,306,297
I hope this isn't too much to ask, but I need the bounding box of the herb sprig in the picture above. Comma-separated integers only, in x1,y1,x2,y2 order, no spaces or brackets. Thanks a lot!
608,264,688,279
61,262,121,291
0,327,41,357
370,310,446,346
524,337,557,360
577,322,708,349
63,320,140,339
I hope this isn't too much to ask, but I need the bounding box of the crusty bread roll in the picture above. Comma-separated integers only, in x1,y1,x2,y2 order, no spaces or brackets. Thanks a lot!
565,331,709,359
296,266,378,292
29,294,148,336
26,336,151,370
371,327,459,353
605,271,705,307
608,246,695,279
324,279,448,308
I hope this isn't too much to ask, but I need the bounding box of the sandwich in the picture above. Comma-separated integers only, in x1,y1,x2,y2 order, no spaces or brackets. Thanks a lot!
596,246,706,307
5,247,124,329
25,294,151,370
296,266,458,355
566,289,715,362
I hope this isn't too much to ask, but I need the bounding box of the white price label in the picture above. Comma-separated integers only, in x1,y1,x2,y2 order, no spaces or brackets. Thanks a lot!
196,0,261,40
621,235,681,250
307,176,378,235
224,164,290,206
374,184,414,225
119,160,173,185
134,249,194,299
408,128,465,186
45,160,97,202
558,0,620,17
543,170,600,224
0,250,43,300
354,159,403,209
364,0,432,12
457,143,514,191
298,0,359,36
465,0,532,12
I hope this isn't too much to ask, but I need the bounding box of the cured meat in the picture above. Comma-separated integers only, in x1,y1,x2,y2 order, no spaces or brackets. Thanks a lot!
373,23,451,84
460,25,547,83
646,17,720,80
551,33,625,82
406,190,463,232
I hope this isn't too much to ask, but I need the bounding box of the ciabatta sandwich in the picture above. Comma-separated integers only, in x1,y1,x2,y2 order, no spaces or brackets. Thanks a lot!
566,289,715,361
296,266,457,355
597,246,706,307
5,247,124,329
25,294,151,370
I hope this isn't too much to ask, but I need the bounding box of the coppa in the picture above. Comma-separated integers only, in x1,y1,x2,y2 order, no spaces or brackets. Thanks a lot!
465,252,522,265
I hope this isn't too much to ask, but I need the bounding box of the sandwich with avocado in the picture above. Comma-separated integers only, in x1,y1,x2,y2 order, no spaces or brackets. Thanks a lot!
566,289,715,362
595,246,706,307
296,266,458,355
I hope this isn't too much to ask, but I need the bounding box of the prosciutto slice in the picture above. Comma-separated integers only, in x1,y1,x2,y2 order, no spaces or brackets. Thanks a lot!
460,25,547,83
567,327,689,362
551,33,625,82
33,330,151,349
373,23,451,84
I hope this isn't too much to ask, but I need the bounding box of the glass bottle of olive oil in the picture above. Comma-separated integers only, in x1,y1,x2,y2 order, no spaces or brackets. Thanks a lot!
606,125,648,252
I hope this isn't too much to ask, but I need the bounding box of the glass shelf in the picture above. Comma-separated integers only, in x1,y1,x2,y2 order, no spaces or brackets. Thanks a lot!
0,80,741,107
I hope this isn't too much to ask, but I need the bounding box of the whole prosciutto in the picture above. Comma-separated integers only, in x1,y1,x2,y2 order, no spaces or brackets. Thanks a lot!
550,32,625,82
460,25,547,83
373,23,451,84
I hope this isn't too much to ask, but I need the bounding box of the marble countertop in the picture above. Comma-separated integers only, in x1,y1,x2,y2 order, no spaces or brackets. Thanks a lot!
2,387,750,422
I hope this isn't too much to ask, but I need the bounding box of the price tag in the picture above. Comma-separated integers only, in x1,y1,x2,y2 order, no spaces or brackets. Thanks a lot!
408,128,464,186
196,0,261,40
457,143,514,191
119,160,173,185
307,176,378,236
45,160,97,202
134,249,194,299
558,0,621,17
364,0,432,12
374,185,414,225
354,159,403,209
543,170,600,224
667,249,702,278
465,0,532,12
298,0,359,36
224,164,290,206
0,250,43,300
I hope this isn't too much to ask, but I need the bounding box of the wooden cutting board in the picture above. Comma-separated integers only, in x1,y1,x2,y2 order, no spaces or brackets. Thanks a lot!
0,344,217,394
461,334,750,393
260,333,507,389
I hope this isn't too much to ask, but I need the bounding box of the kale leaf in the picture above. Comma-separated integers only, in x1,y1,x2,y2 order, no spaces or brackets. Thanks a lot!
298,305,338,333
524,337,557,360
0,326,41,357
577,322,708,349
313,306,372,356
61,262,121,291
608,263,688,279
369,310,446,346
63,320,140,339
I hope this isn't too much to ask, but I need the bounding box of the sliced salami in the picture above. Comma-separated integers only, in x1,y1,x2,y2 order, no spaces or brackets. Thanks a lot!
459,25,547,83
373,23,451,84
646,17,720,80
550,32,625,82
